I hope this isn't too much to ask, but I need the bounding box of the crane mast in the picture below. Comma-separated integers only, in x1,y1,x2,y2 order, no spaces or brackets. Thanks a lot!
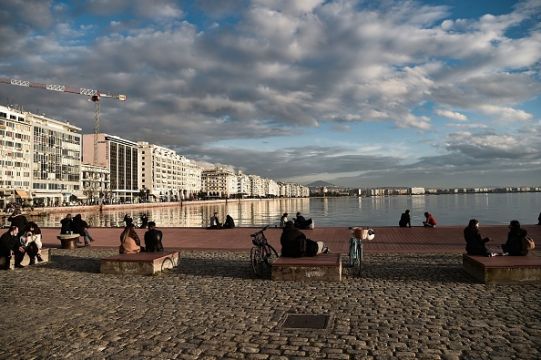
0,77,127,164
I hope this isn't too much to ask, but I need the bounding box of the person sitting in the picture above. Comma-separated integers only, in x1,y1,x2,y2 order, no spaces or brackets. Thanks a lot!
223,215,235,229
502,220,529,256
294,212,313,230
280,213,288,228
119,217,142,254
423,212,437,228
73,214,93,246
399,209,411,228
23,222,44,263
280,221,328,257
0,226,22,269
144,222,164,252
208,212,222,229
60,214,74,234
464,219,491,256
19,230,41,265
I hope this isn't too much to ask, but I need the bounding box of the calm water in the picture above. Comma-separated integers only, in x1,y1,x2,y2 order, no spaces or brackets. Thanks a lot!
31,193,541,228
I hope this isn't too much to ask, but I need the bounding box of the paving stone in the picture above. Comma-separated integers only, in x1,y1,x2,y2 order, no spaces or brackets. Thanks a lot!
1,249,540,359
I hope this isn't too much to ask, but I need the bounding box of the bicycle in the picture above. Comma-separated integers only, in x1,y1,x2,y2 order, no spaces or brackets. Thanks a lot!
250,225,279,277
348,227,375,276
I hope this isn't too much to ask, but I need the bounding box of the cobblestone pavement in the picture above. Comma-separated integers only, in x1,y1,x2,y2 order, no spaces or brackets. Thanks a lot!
1,249,540,360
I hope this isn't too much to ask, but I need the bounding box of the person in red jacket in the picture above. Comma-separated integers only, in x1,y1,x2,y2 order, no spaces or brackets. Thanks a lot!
423,212,437,228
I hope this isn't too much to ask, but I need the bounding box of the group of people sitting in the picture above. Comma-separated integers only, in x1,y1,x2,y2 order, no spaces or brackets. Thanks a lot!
60,213,94,246
208,212,235,229
0,210,44,269
399,209,437,228
119,216,164,254
280,212,313,229
465,219,533,257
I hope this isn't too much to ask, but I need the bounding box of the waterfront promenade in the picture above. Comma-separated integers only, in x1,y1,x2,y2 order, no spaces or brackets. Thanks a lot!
2,225,540,359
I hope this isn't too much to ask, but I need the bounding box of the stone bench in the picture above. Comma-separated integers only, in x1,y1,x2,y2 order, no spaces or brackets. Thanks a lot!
0,248,51,269
463,254,541,284
100,251,180,275
272,253,342,282
57,234,81,249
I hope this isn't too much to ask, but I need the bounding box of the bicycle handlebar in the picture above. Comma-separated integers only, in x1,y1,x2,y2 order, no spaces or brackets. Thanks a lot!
250,225,270,237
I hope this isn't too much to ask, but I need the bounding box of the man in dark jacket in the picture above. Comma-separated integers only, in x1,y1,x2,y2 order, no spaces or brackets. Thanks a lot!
60,214,74,234
280,222,327,257
0,226,25,269
8,210,27,236
144,222,164,252
399,209,411,228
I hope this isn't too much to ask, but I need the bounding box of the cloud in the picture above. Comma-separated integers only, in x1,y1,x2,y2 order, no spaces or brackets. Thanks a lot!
436,109,467,121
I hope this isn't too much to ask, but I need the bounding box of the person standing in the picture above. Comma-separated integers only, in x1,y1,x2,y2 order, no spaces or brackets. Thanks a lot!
464,219,491,256
399,209,411,228
8,209,27,236
502,220,529,256
144,222,164,252
423,212,437,228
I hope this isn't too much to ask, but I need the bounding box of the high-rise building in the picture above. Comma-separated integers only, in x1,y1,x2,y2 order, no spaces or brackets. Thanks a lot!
82,133,138,203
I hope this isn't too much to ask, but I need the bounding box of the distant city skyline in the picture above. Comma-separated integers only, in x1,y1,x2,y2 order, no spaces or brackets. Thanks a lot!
0,0,540,188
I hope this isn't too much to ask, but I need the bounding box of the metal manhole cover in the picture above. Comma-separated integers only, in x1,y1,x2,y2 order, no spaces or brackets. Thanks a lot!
281,314,330,329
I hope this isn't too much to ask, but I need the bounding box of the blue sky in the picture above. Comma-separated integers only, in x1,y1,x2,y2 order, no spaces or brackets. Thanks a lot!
0,0,540,188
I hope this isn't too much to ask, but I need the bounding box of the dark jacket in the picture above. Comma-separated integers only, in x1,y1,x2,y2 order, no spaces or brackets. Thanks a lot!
60,217,74,234
223,215,235,229
503,228,528,256
8,214,28,234
72,216,88,236
464,226,490,256
0,230,19,255
294,215,312,230
399,213,411,227
144,229,164,252
280,224,318,257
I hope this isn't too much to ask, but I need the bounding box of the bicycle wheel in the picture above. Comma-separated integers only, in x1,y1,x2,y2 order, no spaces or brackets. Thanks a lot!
250,246,262,276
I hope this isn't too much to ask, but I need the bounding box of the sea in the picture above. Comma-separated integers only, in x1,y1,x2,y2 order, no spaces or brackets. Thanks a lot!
31,192,541,228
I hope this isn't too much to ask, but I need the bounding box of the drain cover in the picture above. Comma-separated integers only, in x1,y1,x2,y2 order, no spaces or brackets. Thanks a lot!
281,314,330,329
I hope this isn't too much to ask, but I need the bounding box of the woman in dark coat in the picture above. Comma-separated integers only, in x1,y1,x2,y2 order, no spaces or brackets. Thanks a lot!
464,219,491,256
502,220,528,256
280,222,327,257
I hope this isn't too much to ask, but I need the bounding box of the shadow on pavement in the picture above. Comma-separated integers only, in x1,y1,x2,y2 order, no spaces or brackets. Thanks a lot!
176,257,257,280
44,254,101,273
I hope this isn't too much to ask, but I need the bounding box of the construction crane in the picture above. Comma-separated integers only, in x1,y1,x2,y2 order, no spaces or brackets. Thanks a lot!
0,77,127,164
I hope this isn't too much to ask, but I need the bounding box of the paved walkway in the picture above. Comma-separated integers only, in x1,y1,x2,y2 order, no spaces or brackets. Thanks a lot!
1,248,540,359
40,225,541,254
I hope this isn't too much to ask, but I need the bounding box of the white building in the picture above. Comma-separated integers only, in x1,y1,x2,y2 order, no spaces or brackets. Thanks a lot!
236,171,251,198
138,142,202,201
81,163,110,204
265,179,279,197
0,105,32,208
28,112,82,206
249,174,265,197
409,187,425,195
202,167,238,198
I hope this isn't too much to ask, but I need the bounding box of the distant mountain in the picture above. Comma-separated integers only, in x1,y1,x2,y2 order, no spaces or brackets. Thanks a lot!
306,180,337,187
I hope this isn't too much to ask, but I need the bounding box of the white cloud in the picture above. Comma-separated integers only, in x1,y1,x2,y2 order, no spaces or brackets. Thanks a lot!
477,104,533,122
436,109,467,121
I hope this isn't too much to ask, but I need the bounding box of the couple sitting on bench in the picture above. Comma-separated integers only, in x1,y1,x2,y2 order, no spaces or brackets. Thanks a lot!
465,219,534,257
280,221,328,257
119,217,163,254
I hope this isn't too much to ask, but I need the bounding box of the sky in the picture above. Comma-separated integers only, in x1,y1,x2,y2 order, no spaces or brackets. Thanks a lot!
0,0,540,188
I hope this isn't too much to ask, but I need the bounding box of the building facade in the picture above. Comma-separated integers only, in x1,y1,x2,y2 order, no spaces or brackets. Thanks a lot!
201,168,237,198
81,163,110,204
28,112,82,206
0,106,32,208
83,133,138,203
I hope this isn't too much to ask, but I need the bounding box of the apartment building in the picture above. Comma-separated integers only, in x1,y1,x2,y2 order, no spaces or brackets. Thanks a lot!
82,133,138,203
81,163,110,204
0,106,32,208
201,167,237,198
28,112,82,206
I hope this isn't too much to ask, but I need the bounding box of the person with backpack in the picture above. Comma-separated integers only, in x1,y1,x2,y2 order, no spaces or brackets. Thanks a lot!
502,220,529,256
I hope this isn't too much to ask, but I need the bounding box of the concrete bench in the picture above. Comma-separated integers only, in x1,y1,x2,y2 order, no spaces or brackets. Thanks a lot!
0,248,51,269
100,251,180,275
57,234,81,249
272,253,342,282
463,254,541,284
